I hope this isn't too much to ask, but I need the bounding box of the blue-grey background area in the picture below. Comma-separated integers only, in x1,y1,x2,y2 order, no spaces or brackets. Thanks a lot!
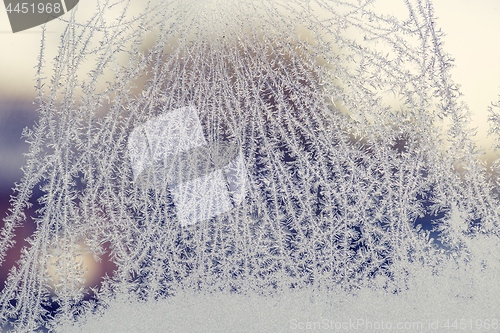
0,99,36,187
0,97,38,284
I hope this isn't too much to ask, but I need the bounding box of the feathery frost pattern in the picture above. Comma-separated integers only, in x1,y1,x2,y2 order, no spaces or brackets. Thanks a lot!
1,0,500,331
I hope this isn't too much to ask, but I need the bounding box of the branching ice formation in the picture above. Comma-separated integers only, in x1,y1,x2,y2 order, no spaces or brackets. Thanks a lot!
1,0,499,331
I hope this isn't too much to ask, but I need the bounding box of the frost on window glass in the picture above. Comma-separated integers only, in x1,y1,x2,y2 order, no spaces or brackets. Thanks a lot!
1,0,500,331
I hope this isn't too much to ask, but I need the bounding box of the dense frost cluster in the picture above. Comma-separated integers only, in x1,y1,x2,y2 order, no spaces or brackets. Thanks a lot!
1,0,500,331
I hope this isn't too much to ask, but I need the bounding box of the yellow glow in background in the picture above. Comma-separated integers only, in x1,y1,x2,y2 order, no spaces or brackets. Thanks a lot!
45,241,103,293
432,0,500,162
1,0,499,154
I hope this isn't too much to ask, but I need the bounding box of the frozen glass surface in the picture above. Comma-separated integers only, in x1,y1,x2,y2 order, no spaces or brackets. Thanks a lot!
1,0,500,331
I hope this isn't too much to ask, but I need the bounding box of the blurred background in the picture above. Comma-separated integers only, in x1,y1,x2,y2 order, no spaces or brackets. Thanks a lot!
0,0,499,305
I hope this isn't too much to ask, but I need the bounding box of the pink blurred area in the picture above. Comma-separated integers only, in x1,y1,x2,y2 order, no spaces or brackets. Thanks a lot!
0,96,117,298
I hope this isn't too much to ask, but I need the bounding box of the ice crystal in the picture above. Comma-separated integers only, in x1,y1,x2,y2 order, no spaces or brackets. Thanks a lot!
1,0,499,331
